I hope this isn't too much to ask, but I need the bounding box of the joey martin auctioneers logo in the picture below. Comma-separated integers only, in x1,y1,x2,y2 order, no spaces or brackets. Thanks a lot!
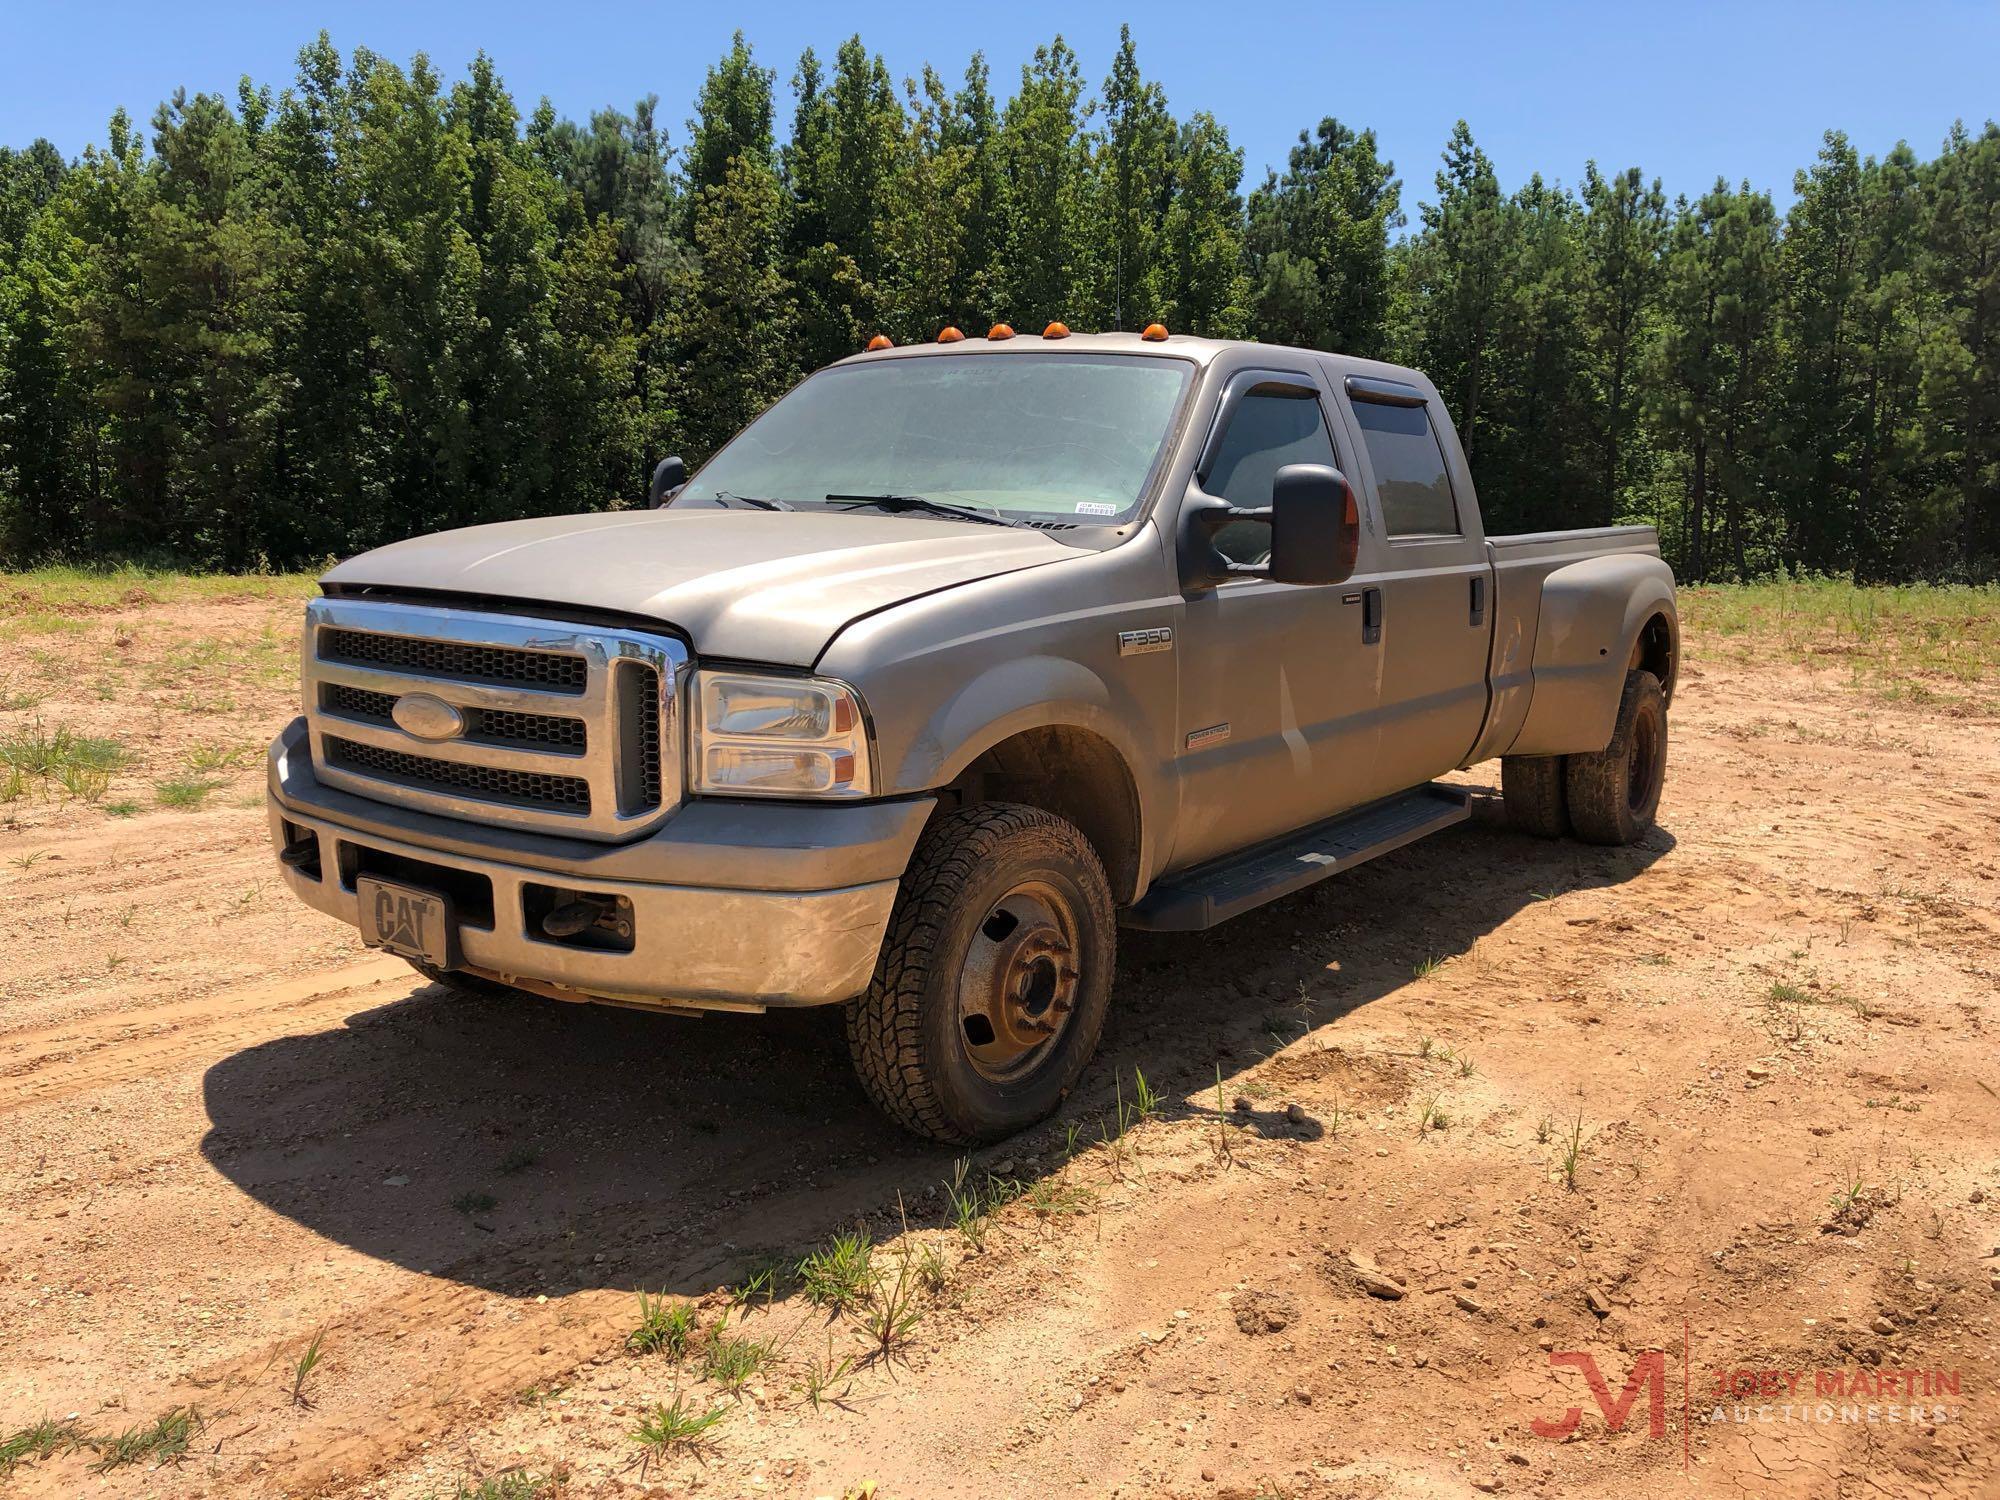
1531,1320,1964,1467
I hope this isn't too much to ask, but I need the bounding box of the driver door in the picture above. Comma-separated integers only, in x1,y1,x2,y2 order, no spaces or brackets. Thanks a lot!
1168,369,1385,870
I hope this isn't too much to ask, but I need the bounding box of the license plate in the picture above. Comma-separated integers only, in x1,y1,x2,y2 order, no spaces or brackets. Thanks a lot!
357,876,457,968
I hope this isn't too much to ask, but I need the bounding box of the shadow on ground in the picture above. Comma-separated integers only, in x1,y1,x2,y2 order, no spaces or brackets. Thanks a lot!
201,789,1670,1297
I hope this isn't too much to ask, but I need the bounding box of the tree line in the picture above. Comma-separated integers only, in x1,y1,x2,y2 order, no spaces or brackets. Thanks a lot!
0,28,1994,579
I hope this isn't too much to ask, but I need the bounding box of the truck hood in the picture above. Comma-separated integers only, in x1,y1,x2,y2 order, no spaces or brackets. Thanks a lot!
320,508,1074,665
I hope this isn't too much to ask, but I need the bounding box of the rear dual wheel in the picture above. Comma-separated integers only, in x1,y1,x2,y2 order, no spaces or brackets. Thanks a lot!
1501,668,1667,847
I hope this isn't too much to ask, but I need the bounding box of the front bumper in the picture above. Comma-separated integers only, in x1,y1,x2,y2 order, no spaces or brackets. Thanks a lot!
267,718,930,1009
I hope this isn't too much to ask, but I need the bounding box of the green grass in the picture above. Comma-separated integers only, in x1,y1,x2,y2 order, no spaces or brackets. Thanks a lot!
1022,1178,1098,1219
700,1323,777,1393
442,1473,558,1500
183,742,251,773
629,1396,726,1462
289,1328,327,1407
154,776,223,810
797,1228,874,1313
626,1292,698,1358
91,1406,201,1472
0,1417,90,1475
0,721,127,779
0,563,319,615
451,1190,498,1217
1681,578,2000,708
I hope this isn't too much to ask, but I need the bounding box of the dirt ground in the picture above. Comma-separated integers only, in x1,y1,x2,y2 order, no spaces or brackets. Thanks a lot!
1,578,1996,1500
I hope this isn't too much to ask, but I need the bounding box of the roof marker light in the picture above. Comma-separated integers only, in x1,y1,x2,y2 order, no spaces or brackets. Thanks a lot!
865,334,893,351
1043,321,1070,339
987,323,1015,340
1141,323,1169,342
938,326,965,343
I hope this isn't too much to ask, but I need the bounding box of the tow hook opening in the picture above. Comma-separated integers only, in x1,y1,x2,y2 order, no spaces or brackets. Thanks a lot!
278,821,322,881
523,884,635,954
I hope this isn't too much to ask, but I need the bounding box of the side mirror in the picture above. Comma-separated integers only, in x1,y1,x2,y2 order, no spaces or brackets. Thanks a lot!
1177,462,1360,590
1267,463,1360,587
648,455,687,508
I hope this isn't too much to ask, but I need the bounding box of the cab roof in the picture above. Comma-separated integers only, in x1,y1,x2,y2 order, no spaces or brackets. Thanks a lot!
834,329,1429,391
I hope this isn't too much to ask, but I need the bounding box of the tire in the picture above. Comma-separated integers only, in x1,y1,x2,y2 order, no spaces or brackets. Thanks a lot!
1563,669,1667,846
845,802,1116,1144
1501,754,1569,838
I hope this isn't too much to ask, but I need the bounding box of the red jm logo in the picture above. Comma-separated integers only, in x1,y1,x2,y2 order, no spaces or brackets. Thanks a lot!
1532,1350,1669,1442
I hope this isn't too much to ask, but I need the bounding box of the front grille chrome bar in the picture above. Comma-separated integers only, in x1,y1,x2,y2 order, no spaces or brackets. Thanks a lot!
303,598,689,841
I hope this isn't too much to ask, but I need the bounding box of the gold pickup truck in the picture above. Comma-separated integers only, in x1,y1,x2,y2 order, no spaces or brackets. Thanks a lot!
268,329,1678,1142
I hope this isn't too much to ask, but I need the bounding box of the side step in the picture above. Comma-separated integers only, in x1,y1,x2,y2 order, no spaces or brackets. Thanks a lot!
1121,783,1470,932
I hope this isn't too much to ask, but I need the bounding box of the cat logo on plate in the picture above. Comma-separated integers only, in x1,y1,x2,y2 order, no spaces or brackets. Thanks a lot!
1118,627,1174,657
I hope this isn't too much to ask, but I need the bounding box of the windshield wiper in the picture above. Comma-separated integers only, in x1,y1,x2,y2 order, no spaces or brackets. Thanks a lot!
713,490,795,511
822,493,1023,528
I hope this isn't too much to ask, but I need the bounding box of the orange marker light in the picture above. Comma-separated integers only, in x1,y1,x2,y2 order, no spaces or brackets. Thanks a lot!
987,323,1015,340
1141,323,1169,342
865,334,894,351
937,326,965,343
1043,321,1070,339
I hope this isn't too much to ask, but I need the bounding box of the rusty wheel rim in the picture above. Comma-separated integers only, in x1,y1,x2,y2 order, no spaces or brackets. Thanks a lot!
957,878,1081,1083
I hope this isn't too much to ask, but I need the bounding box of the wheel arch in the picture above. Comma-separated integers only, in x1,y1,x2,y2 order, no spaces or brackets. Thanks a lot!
937,723,1146,906
1503,555,1678,758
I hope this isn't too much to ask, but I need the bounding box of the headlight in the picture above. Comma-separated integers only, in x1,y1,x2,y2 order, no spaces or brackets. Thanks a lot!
691,670,874,798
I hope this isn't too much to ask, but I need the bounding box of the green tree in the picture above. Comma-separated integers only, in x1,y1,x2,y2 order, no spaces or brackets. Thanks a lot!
685,31,775,201
995,36,1095,327
1245,118,1400,355
1922,121,2000,574
1093,24,1173,328
1579,163,1667,509
673,153,793,459
1394,122,1511,468
1158,111,1247,337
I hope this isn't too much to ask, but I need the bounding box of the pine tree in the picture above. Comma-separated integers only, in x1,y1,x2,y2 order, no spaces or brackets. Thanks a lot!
1159,112,1247,337
1580,163,1667,511
995,37,1095,327
1395,122,1511,467
1922,121,2000,575
673,154,793,459
1094,25,1173,329
1244,118,1400,355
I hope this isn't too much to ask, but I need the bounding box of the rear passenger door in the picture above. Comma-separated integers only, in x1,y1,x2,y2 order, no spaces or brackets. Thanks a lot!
1339,375,1492,790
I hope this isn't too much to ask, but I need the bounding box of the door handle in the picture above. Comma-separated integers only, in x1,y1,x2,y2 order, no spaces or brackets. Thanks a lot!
1470,575,1487,627
1361,586,1383,645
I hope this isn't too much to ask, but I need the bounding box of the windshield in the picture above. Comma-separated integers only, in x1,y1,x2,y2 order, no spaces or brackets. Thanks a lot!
677,353,1194,523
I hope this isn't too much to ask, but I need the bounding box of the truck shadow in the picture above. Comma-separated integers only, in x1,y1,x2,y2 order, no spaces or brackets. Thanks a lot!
199,786,1672,1299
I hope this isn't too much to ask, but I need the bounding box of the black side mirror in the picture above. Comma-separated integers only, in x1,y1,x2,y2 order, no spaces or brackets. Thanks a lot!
1178,462,1360,590
648,455,687,508
1267,463,1360,587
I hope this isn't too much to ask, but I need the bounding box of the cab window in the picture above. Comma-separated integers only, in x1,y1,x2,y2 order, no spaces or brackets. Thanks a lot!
1202,382,1338,563
1354,399,1459,537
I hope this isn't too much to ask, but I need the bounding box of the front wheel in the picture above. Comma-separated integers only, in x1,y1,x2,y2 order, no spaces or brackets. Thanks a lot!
845,803,1115,1143
1563,669,1667,846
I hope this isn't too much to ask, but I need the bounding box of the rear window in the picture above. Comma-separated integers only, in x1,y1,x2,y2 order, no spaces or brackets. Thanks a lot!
1354,400,1459,537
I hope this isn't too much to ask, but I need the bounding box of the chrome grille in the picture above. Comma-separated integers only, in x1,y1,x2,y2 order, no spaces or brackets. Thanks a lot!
320,628,588,692
321,682,588,754
302,598,687,841
325,737,591,810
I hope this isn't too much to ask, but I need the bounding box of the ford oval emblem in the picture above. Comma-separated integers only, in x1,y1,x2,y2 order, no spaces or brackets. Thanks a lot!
392,692,467,742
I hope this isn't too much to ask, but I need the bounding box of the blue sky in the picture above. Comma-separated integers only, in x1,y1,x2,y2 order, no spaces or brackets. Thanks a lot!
2,1,1994,212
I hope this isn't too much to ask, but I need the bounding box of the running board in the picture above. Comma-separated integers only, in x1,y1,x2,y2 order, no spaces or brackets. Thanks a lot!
1122,783,1470,932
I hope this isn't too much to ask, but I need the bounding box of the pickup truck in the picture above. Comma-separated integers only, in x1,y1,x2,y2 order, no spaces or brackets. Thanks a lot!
266,328,1678,1143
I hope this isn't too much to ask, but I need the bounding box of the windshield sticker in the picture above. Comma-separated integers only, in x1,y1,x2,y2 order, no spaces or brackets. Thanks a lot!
1074,502,1119,516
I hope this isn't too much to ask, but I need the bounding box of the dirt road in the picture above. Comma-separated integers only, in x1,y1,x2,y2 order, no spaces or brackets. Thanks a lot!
1,583,1996,1498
